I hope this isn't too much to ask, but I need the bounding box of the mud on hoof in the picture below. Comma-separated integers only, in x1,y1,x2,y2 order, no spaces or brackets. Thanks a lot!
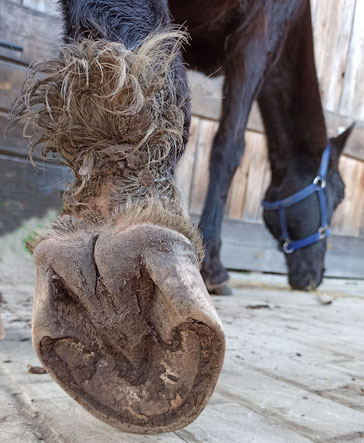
32,224,225,434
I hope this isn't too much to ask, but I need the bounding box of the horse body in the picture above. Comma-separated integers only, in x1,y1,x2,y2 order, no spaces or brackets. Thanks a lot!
11,0,350,433
168,0,245,74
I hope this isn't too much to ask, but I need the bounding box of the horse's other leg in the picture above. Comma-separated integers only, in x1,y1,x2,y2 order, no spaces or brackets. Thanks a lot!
11,0,225,433
199,2,304,294
258,1,330,289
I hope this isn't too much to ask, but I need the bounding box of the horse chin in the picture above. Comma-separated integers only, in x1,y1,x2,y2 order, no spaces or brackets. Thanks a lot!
288,274,322,291
286,247,325,291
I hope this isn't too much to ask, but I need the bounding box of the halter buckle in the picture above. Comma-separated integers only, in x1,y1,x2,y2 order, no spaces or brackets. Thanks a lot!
313,176,326,188
283,240,294,254
318,225,329,239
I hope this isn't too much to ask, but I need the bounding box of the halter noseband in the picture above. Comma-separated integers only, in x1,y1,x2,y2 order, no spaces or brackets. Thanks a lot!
262,145,331,254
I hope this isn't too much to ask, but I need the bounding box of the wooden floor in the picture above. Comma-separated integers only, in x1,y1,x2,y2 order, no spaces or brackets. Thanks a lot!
1,236,364,442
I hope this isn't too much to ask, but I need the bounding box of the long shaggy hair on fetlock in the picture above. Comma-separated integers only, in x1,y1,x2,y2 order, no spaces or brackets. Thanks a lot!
11,31,189,216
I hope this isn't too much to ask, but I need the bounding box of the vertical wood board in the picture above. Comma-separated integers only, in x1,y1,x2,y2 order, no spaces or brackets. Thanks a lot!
175,116,200,206
241,132,268,222
188,119,218,214
340,0,364,121
226,136,253,220
331,155,364,236
311,0,357,113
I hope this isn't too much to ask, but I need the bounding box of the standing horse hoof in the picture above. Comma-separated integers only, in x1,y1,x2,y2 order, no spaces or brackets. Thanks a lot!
32,224,225,434
206,280,233,296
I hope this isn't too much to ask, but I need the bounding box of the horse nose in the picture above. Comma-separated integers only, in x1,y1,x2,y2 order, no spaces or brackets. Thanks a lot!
289,274,319,291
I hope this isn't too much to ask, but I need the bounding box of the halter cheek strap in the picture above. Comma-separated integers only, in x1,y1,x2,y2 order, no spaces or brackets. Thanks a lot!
262,145,331,254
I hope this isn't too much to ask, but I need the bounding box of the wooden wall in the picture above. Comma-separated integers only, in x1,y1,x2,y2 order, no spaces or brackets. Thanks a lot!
0,0,66,239
1,0,364,277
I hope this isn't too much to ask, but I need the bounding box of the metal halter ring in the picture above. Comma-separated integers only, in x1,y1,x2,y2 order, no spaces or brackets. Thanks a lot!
283,240,294,254
318,225,329,239
313,176,326,188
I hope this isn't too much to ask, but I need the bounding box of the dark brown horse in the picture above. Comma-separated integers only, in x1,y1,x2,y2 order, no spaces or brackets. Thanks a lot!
169,0,351,293
11,0,350,434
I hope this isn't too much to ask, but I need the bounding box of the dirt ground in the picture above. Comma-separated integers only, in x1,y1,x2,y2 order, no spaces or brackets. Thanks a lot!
1,218,364,442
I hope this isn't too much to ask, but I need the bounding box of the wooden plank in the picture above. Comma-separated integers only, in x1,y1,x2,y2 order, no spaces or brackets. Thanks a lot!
175,116,200,206
188,70,264,132
0,0,61,64
222,294,364,363
331,156,364,237
340,0,364,122
0,60,27,112
310,0,357,113
360,190,364,238
211,217,364,279
189,119,218,214
0,153,68,237
241,132,268,221
218,284,364,437
22,0,59,15
225,137,253,220
219,296,364,425
188,71,224,121
177,392,312,443
218,367,364,441
0,111,61,163
0,111,28,158
258,157,271,219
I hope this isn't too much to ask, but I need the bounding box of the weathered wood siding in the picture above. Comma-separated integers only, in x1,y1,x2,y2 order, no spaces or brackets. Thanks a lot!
1,0,364,276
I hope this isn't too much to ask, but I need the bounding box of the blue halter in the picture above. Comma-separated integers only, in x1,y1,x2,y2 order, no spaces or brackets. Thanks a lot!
262,145,331,254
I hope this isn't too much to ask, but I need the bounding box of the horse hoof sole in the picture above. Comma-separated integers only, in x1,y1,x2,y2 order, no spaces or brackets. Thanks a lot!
32,224,225,433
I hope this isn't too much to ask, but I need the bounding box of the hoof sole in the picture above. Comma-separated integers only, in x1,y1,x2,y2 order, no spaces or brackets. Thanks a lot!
32,224,225,433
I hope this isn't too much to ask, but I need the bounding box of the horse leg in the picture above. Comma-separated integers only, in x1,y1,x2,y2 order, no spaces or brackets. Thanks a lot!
199,2,305,294
11,0,225,433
